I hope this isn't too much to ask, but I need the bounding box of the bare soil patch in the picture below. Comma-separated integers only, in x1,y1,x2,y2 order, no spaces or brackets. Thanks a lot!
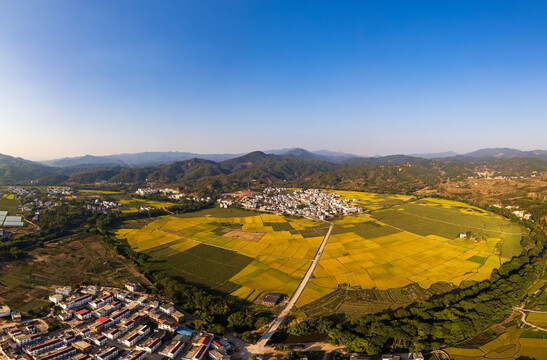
223,229,264,242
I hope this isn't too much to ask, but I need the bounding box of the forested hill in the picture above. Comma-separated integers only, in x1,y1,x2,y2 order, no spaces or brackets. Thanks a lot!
67,152,340,184
1,150,546,189
0,154,57,185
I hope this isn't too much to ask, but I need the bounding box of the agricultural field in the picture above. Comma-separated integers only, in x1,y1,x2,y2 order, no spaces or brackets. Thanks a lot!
115,208,329,300
0,193,21,215
118,198,171,212
116,194,525,308
0,234,147,314
526,312,547,328
297,197,524,307
327,190,414,210
78,189,123,195
445,326,547,359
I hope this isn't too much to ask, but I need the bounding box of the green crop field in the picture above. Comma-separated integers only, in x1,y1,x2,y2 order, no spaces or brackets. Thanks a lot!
0,194,21,215
446,326,547,359
79,189,123,195
115,194,524,308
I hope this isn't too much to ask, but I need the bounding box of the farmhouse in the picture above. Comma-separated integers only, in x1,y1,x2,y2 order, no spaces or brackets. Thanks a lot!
262,293,282,306
125,283,139,292
11,312,22,322
49,294,64,304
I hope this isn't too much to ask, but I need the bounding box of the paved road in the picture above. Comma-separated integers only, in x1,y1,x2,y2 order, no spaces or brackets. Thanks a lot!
514,307,547,332
251,221,335,355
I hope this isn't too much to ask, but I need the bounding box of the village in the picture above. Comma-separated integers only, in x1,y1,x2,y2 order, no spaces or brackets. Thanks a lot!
0,284,235,360
220,188,361,220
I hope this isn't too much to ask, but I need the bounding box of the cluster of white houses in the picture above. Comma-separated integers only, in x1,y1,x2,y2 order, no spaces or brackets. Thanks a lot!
1,285,233,360
238,188,362,219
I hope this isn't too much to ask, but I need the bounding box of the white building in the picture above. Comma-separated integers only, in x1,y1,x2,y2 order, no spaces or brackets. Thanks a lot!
0,305,11,317
55,287,72,296
49,294,64,304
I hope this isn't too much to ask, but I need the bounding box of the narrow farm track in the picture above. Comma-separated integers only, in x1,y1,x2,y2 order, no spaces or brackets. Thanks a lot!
155,228,314,261
252,221,335,355
514,308,547,332
517,308,547,314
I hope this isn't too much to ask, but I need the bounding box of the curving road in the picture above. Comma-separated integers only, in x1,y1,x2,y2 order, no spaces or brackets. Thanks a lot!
252,221,334,355
514,307,547,332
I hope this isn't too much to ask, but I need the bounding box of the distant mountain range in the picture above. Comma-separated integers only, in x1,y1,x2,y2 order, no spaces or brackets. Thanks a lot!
39,147,547,168
462,148,547,159
0,147,545,185
41,151,243,168
408,151,459,159
40,148,357,168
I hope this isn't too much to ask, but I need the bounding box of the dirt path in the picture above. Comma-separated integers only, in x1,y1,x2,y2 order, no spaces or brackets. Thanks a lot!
514,307,547,332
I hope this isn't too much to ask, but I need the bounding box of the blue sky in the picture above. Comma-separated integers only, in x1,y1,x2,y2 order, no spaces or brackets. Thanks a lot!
0,1,546,160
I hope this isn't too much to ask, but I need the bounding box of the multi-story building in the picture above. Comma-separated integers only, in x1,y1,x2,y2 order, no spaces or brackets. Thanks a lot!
127,350,147,360
90,294,114,309
25,338,64,355
97,347,119,360
38,346,77,360
55,287,72,296
60,295,92,310
14,334,42,347
91,335,107,347
159,341,184,359
75,309,92,320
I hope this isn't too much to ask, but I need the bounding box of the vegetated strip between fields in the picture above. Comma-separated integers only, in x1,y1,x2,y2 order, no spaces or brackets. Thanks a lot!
156,228,314,261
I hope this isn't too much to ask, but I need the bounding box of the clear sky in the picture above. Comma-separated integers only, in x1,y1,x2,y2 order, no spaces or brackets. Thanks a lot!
0,1,546,160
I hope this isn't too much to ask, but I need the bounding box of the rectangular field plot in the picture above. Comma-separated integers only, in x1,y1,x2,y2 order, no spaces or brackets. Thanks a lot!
150,244,254,290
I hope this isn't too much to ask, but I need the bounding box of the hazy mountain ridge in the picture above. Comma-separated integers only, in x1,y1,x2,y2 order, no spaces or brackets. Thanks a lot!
41,147,547,169
41,151,245,168
462,148,547,159
408,151,459,159
43,148,358,168
1,147,546,185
